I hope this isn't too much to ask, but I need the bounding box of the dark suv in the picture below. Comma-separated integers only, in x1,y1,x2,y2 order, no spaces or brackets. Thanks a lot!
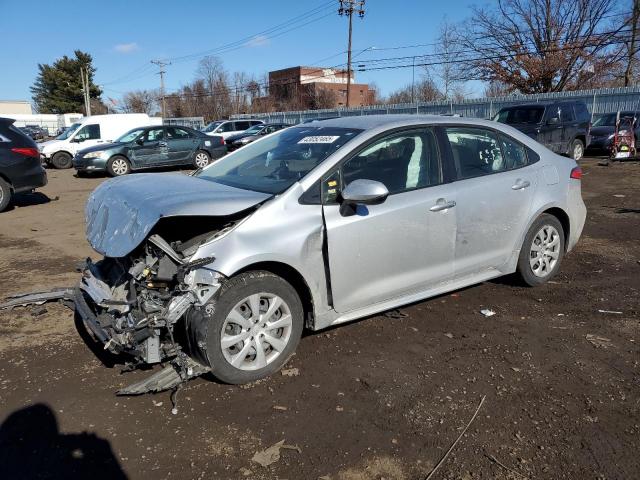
0,117,48,212
494,101,591,160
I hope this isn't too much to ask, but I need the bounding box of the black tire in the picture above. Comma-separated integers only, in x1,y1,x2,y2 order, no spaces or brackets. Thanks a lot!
516,214,565,287
51,151,73,169
570,138,584,161
193,150,211,169
106,156,131,177
203,271,303,384
0,177,12,212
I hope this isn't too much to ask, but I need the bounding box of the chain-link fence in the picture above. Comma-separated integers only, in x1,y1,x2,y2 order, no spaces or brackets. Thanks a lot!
164,117,205,130
232,86,640,124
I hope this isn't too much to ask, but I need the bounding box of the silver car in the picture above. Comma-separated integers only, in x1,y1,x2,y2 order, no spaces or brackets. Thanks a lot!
76,115,586,393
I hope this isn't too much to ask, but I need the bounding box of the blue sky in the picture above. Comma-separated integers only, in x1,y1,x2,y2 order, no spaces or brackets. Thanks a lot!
0,0,489,106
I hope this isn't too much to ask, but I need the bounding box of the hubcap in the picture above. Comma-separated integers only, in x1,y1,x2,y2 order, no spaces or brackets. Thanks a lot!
195,153,209,168
112,159,128,175
529,225,560,277
574,143,583,160
221,293,293,371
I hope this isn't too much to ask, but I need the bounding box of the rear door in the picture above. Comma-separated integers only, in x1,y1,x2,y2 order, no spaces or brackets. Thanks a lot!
323,127,457,313
166,127,198,163
559,103,576,154
442,126,538,279
542,104,563,152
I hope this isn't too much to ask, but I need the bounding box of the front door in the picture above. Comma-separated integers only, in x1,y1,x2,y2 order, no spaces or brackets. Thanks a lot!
323,128,457,314
543,104,563,152
71,124,103,154
130,127,167,167
166,127,198,164
442,126,538,278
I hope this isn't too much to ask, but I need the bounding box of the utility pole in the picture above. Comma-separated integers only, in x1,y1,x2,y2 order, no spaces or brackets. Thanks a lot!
80,67,91,116
338,0,365,108
151,59,171,118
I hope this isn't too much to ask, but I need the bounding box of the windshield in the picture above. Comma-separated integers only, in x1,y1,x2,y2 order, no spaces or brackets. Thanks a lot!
495,107,545,124
592,112,636,127
196,126,362,194
56,123,81,140
244,125,265,134
116,128,145,143
202,121,223,133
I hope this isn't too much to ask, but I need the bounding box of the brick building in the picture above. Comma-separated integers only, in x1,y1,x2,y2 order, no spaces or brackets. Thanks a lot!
268,66,373,109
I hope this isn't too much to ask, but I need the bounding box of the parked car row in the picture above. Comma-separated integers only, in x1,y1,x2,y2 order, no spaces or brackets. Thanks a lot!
19,125,49,141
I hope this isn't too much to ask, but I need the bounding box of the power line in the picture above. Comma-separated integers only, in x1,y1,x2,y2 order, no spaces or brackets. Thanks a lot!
338,0,366,107
151,59,171,118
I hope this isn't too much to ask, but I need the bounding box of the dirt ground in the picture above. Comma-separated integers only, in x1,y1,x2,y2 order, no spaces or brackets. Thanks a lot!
0,159,638,480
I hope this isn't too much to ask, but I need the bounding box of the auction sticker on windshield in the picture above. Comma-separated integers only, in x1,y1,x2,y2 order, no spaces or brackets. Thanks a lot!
298,135,340,144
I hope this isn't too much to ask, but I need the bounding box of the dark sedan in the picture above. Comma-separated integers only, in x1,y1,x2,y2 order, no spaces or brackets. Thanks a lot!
73,125,227,176
587,111,639,153
0,117,48,212
225,123,290,151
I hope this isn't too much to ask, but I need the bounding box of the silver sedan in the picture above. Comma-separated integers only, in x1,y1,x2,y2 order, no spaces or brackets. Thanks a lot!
78,115,586,390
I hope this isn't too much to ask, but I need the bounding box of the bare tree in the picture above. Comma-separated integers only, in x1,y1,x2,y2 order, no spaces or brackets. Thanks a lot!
308,86,339,109
624,0,640,86
121,89,159,114
432,19,466,98
484,80,513,97
456,0,623,93
387,78,442,104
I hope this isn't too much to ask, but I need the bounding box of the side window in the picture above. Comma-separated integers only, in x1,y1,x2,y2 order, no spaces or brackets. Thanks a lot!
75,124,100,141
250,121,262,127
560,105,574,122
545,104,561,122
335,128,440,198
166,127,190,139
445,127,505,179
235,121,251,131
499,134,528,169
574,103,590,122
220,122,236,132
145,128,165,142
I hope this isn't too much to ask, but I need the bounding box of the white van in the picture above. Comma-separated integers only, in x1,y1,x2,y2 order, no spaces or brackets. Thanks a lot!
201,119,263,139
39,114,162,168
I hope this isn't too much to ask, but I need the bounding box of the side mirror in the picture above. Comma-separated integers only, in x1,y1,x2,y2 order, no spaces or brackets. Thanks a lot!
547,117,560,125
341,179,389,205
136,137,144,145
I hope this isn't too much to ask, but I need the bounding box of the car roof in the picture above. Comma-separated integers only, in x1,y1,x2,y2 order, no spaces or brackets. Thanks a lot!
288,114,502,131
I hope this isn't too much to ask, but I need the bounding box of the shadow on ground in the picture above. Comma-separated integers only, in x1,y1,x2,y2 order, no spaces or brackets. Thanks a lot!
0,403,127,479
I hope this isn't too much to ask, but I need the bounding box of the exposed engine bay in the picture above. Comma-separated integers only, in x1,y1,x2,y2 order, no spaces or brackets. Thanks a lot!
75,215,246,395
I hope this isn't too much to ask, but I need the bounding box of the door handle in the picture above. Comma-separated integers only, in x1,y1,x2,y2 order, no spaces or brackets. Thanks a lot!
512,180,531,190
430,199,456,212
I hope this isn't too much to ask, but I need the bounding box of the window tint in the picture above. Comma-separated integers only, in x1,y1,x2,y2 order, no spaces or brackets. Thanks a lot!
560,105,574,122
495,107,544,124
145,128,164,141
499,134,527,169
339,128,440,196
220,122,236,132
75,124,101,141
235,121,251,131
574,103,590,121
166,127,190,139
445,127,505,179
250,121,262,126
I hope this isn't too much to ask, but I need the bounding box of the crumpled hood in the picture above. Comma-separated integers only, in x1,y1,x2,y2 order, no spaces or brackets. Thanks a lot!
86,173,271,257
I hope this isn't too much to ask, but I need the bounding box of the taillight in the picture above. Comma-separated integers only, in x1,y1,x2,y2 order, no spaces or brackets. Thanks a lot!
220,137,225,145
11,147,39,158
570,166,582,179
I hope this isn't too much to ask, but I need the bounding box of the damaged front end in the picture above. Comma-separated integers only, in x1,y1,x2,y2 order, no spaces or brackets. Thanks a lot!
76,233,224,394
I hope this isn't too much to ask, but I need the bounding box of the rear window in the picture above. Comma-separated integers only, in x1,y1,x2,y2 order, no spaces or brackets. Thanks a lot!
495,107,545,125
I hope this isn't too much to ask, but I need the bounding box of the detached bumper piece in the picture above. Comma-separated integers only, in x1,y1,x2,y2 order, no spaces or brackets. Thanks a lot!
116,357,210,395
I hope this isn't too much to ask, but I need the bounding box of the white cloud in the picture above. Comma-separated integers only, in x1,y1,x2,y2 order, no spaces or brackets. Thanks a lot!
245,35,270,48
114,42,139,54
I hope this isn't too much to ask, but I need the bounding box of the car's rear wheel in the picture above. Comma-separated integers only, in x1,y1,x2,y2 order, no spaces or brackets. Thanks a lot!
193,150,211,169
203,271,303,384
571,139,584,160
107,156,131,177
51,151,73,169
516,214,565,286
0,178,12,212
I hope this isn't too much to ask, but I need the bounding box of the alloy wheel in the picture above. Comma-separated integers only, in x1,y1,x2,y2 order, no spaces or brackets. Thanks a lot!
111,158,128,175
220,293,293,371
573,142,584,160
195,152,209,168
529,225,561,277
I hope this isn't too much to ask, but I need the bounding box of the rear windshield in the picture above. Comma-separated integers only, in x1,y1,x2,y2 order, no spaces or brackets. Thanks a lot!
495,107,545,124
196,126,362,194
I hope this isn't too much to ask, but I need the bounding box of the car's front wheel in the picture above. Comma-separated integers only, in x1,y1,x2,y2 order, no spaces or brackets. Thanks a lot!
203,271,303,384
516,214,565,286
107,156,131,177
51,151,73,169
